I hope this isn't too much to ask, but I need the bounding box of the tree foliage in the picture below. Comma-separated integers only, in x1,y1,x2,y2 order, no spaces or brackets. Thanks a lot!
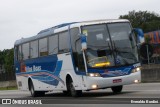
119,10,160,33
0,49,14,73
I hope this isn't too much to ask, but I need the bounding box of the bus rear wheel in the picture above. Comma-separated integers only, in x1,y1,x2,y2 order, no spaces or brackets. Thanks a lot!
68,79,82,97
111,85,123,94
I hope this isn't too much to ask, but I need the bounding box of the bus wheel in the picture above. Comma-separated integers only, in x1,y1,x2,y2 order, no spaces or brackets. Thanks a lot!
63,91,69,96
29,81,39,97
38,91,45,97
69,79,82,97
111,85,123,94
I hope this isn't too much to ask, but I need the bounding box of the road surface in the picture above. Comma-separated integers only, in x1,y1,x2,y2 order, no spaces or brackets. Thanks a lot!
0,83,159,107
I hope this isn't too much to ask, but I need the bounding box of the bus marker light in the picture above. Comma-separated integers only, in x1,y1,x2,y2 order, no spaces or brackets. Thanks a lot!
134,79,139,83
92,84,98,89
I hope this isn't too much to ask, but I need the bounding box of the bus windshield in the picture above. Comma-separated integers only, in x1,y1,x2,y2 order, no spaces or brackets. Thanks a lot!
82,23,138,68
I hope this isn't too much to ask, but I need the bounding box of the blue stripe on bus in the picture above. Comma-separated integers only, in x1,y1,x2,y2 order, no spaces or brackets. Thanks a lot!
87,65,134,77
16,60,64,86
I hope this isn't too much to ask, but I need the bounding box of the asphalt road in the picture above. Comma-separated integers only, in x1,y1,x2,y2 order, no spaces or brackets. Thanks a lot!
0,83,160,107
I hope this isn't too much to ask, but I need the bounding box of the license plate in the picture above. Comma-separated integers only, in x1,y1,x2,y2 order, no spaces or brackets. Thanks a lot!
113,79,122,83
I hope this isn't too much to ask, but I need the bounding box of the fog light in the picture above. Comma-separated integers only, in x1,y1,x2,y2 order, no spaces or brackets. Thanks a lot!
134,79,139,83
136,67,140,71
92,84,98,89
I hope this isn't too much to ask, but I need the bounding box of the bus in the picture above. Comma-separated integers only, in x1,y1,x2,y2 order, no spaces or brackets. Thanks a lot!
14,19,142,97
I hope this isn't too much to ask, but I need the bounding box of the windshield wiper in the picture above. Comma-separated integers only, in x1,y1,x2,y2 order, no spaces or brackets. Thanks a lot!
114,48,136,60
112,41,137,65
88,44,111,51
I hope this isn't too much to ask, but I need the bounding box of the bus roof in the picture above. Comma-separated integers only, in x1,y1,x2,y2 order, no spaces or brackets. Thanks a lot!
14,19,129,46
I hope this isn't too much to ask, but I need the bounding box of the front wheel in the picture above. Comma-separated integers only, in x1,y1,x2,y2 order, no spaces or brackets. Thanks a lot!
30,81,38,97
63,91,69,96
68,79,82,97
111,85,123,94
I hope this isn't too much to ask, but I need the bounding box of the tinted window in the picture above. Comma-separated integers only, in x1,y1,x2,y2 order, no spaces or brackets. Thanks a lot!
75,39,85,71
70,28,85,71
15,45,22,61
22,43,29,60
14,46,18,61
39,38,48,56
70,28,79,52
49,35,58,55
30,40,38,58
59,31,69,53
18,45,22,60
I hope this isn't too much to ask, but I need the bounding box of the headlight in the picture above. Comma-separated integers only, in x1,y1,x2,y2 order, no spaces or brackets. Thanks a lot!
131,67,141,73
87,73,101,77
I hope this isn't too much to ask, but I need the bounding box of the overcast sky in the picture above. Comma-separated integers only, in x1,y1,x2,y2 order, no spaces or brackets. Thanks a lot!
0,0,160,50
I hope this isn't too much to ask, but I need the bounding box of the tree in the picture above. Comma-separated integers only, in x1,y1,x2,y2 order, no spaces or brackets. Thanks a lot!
119,10,160,33
0,49,14,73
4,48,14,73
0,50,4,65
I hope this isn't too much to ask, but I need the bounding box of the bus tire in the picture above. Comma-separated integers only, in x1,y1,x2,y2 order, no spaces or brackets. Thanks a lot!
63,91,69,96
68,79,82,97
29,81,45,97
39,91,45,96
29,80,37,97
111,85,123,94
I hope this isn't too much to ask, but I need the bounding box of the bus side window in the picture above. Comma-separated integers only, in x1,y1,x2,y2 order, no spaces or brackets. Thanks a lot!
58,31,70,53
18,45,22,61
49,35,58,55
39,38,48,56
15,46,18,61
30,40,38,58
22,43,29,60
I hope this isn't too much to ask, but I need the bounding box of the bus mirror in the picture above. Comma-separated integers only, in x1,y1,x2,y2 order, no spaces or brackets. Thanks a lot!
80,34,87,50
133,28,144,44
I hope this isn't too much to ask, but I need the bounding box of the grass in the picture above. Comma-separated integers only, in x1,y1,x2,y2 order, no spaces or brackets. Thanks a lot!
0,86,18,90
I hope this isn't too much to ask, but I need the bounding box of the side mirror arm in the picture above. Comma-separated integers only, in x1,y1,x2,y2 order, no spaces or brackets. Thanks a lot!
80,34,87,50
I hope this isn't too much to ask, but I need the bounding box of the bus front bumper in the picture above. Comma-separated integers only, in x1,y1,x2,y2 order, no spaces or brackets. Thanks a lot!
85,71,141,90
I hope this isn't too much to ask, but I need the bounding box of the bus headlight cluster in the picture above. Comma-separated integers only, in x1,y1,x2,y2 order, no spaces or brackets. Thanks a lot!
87,73,101,77
131,67,141,73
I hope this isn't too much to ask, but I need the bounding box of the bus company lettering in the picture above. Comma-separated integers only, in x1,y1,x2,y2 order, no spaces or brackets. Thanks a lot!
25,65,41,72
110,70,128,75
103,69,130,76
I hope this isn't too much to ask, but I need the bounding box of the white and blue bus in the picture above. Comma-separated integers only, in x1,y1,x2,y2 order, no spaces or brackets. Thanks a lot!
14,19,142,97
